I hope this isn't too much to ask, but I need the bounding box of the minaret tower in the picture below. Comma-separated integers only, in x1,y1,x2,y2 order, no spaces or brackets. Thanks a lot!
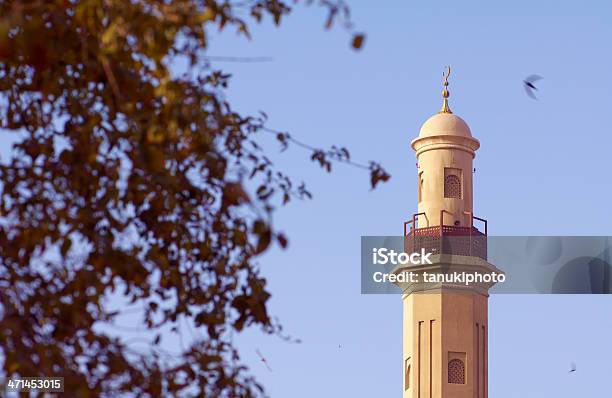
395,67,502,398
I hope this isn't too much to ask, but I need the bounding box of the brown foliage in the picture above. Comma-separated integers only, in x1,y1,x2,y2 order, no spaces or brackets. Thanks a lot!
0,0,388,396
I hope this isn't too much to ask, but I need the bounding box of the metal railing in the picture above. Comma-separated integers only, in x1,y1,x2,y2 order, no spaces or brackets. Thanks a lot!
403,211,488,260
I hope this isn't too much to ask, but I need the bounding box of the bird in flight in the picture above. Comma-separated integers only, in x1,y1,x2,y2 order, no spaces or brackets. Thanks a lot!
523,75,543,99
569,362,576,373
256,349,273,372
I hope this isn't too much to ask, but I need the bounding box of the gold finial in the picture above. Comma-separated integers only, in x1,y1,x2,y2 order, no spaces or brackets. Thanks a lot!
440,66,452,114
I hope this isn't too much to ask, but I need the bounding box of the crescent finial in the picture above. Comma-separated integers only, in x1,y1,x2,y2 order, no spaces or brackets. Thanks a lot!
440,66,452,114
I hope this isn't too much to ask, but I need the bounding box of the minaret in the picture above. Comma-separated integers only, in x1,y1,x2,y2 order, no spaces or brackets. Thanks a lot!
394,67,502,398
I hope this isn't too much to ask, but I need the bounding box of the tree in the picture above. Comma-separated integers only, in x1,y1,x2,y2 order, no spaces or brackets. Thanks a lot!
0,1,389,396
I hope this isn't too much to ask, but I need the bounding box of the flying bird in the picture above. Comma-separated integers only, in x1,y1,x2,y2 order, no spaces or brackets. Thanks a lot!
523,75,543,99
569,362,576,373
256,349,272,372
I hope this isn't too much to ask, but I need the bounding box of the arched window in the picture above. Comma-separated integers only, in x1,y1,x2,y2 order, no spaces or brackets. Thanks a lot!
418,172,424,203
444,175,461,199
448,359,465,384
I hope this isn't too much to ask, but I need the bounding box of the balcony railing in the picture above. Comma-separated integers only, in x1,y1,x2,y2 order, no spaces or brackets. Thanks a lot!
403,211,488,260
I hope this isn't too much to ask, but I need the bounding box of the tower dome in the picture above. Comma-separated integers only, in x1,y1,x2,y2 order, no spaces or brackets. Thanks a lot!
418,112,472,138
412,66,479,151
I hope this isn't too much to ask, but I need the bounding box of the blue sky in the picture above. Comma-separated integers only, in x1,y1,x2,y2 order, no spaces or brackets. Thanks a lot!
1,0,611,396
204,0,612,397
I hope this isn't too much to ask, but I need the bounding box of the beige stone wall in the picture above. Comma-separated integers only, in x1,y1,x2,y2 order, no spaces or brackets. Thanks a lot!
415,146,474,227
402,292,441,398
402,290,489,398
412,133,480,228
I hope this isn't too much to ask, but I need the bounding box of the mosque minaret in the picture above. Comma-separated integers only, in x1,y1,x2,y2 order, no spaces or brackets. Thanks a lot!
393,67,503,398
